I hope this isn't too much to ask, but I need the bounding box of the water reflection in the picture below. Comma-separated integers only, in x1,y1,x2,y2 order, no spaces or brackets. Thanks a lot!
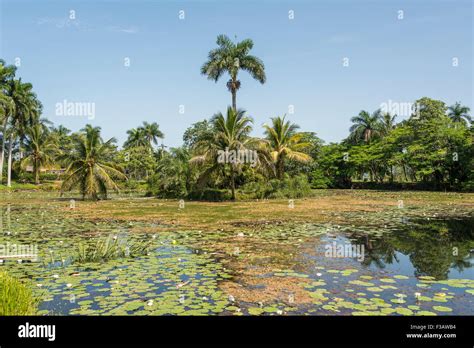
348,218,474,280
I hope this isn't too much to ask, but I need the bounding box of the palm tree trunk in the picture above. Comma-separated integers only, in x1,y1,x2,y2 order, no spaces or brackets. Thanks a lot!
34,160,40,185
0,116,9,184
276,156,285,180
7,134,13,187
231,89,237,112
230,165,236,200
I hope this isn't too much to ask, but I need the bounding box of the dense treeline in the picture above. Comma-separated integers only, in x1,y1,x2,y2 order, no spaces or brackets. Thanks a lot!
1,34,473,200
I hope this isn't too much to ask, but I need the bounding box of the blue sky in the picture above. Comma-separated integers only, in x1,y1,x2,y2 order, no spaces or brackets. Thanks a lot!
1,0,472,148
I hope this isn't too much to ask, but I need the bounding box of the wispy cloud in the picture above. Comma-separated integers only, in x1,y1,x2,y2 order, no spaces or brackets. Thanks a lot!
107,25,140,34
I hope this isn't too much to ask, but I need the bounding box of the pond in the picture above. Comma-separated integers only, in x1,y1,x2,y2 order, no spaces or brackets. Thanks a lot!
0,193,473,316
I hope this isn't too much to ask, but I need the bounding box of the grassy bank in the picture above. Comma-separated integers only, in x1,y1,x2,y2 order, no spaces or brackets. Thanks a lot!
1,189,472,231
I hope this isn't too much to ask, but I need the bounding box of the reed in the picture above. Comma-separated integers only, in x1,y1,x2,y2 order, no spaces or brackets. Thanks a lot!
75,236,152,263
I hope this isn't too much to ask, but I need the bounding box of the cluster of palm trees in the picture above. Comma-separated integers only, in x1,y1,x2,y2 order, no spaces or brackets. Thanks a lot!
348,102,471,145
0,60,44,186
1,34,472,199
189,107,311,200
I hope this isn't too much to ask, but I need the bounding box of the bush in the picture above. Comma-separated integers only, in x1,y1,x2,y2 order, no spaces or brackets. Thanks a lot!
0,271,37,315
147,173,188,198
240,174,312,199
17,172,62,183
310,168,331,189
188,188,231,201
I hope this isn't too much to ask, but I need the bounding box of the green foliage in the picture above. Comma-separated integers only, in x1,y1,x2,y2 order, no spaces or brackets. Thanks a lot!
124,122,163,149
190,107,255,200
21,123,57,184
183,120,214,149
147,147,192,198
313,143,353,188
310,168,331,189
0,271,37,315
61,125,126,200
75,236,152,263
201,34,266,110
240,174,311,199
188,188,231,201
118,146,157,181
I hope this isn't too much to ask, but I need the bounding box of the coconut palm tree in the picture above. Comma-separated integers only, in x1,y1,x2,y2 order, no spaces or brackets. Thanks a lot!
201,34,266,111
124,127,148,148
61,125,126,200
349,109,382,144
191,107,254,200
21,123,57,184
447,102,471,126
141,122,164,147
263,116,311,179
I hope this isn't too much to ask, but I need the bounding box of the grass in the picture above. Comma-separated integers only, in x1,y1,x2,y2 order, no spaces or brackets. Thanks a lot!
60,189,474,230
75,236,152,263
0,189,472,231
0,181,60,191
0,271,38,315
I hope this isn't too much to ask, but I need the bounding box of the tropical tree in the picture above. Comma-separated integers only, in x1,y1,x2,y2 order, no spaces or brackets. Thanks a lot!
263,116,311,179
148,147,193,198
0,60,17,184
61,125,126,200
201,34,266,111
141,122,164,146
124,128,146,148
191,107,254,200
120,146,156,180
21,123,57,184
124,122,163,149
4,79,41,187
349,110,382,144
447,102,471,126
183,120,214,149
379,112,397,137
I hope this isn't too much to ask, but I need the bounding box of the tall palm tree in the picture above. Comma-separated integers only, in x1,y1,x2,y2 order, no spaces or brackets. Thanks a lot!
124,127,148,148
447,102,471,126
379,112,397,136
201,34,266,111
21,123,57,184
191,106,254,200
349,109,382,144
0,60,17,184
263,116,311,179
4,79,41,187
61,125,126,200
141,122,164,147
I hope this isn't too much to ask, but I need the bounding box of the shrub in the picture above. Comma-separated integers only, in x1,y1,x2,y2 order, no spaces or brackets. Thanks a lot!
310,168,331,189
0,271,37,315
188,188,231,201
147,172,188,198
240,174,312,199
